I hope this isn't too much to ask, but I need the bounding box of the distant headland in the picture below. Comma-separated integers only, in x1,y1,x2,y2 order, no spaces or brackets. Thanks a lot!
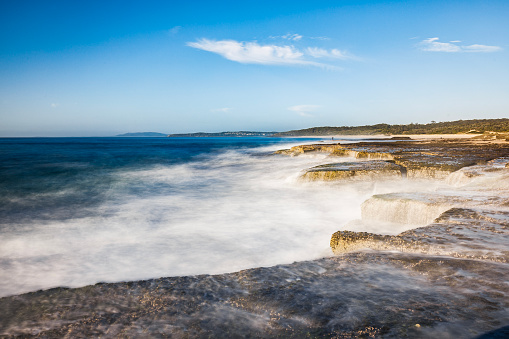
117,118,509,137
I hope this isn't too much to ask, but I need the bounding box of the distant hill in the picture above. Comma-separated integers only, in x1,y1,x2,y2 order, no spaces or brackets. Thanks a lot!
167,131,277,137
274,119,509,136
116,132,168,137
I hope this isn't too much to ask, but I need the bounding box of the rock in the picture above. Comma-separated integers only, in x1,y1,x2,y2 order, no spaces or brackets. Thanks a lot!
274,143,343,156
303,161,404,181
3,251,509,338
330,149,394,159
361,193,455,226
278,138,509,180
330,230,399,253
331,208,509,263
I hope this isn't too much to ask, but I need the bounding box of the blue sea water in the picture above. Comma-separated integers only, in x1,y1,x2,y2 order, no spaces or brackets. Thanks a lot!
0,136,391,297
0,137,313,226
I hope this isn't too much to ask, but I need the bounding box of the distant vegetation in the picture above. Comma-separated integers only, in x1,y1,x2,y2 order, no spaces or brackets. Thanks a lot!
117,119,509,138
274,119,509,136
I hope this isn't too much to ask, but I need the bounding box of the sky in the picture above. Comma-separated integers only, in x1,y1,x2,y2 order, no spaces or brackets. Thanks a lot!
0,0,508,136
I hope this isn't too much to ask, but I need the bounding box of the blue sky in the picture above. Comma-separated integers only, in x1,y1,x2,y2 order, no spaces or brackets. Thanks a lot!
1,0,508,136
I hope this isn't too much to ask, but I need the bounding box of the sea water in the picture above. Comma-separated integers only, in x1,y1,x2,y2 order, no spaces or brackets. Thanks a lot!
0,137,441,297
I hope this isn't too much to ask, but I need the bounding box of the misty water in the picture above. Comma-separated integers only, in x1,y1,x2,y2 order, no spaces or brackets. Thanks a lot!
0,137,448,298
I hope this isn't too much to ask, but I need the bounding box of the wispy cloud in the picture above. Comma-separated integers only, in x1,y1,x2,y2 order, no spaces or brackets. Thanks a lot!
50,103,59,108
288,105,320,117
462,44,502,52
269,33,303,41
310,36,330,41
188,39,309,66
282,33,302,41
418,37,502,53
187,38,348,70
168,26,182,35
211,107,232,113
306,47,351,59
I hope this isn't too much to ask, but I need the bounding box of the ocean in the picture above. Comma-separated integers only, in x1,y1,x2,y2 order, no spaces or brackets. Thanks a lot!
0,136,394,297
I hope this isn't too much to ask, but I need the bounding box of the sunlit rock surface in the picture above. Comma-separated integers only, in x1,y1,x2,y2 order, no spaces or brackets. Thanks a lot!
278,138,509,179
303,161,404,181
274,143,344,156
332,208,509,262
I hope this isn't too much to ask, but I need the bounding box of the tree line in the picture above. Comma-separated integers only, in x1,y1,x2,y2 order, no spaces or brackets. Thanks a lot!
274,119,509,136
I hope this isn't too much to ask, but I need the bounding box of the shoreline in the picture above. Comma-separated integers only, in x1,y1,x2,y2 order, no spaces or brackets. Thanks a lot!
2,137,509,337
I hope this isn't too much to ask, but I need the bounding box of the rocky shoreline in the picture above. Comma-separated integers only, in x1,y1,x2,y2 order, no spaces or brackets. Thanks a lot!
277,136,509,180
1,136,509,338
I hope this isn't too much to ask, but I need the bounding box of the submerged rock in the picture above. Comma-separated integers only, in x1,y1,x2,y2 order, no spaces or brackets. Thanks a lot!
303,161,404,181
1,250,508,338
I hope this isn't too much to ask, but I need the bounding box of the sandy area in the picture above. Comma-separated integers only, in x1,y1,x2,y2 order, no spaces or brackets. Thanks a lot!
290,133,509,146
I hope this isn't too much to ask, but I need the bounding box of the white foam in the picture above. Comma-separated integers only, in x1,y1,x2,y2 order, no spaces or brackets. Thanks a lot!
4,143,507,297
0,145,367,297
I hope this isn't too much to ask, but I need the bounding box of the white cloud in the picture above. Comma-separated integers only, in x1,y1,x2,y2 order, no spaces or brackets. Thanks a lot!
211,107,232,113
462,44,502,53
187,38,340,69
282,33,302,41
310,36,330,41
418,37,501,53
50,103,59,108
288,105,320,117
168,26,182,35
269,33,303,41
306,47,351,59
419,37,461,52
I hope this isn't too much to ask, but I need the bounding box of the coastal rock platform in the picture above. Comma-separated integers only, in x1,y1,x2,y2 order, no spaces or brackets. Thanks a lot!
1,251,508,338
303,161,404,181
277,137,509,180
331,207,509,262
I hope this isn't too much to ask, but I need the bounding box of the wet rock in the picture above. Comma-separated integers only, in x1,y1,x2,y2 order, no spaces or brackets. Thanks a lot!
331,208,509,263
1,252,508,338
361,192,455,226
330,230,401,253
393,161,457,179
279,138,509,180
330,149,394,160
274,143,344,156
302,161,404,181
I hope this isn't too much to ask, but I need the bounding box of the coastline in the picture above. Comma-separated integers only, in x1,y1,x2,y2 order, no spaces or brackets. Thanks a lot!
1,136,509,337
